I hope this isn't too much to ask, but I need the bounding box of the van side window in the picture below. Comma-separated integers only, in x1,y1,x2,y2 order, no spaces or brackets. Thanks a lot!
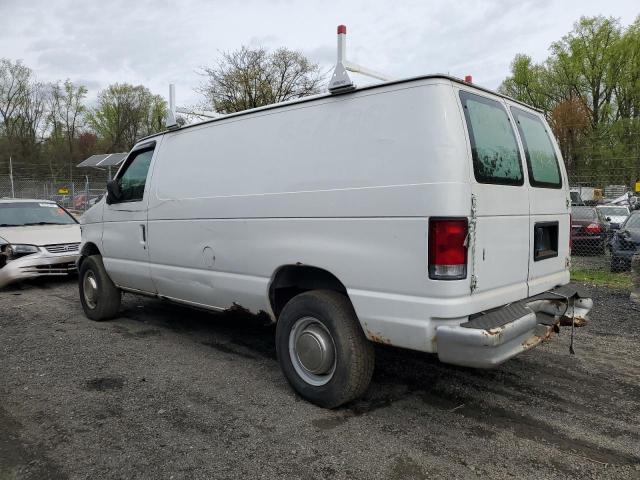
510,107,562,188
117,147,155,202
459,91,523,186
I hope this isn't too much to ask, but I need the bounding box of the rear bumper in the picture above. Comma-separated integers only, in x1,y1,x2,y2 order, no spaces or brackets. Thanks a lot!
435,285,592,368
0,252,78,288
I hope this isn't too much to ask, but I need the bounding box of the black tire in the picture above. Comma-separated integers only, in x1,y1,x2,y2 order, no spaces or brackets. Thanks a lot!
275,290,374,408
598,241,606,255
610,255,629,273
78,255,121,321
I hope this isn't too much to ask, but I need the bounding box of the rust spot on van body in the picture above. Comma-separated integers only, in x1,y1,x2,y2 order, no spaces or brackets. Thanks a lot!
560,316,588,327
367,331,392,345
484,327,502,336
522,323,557,349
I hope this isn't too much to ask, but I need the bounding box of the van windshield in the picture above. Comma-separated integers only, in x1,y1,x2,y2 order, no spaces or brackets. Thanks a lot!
459,91,523,186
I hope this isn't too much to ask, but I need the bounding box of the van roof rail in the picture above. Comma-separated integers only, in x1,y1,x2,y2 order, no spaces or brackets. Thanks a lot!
328,25,392,94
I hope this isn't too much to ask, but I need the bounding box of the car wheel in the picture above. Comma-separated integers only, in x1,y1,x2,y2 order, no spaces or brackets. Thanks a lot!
78,255,121,321
275,290,374,408
610,255,628,273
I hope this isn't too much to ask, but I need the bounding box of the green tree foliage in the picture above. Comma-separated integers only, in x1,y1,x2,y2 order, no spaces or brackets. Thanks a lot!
500,15,640,184
0,62,168,180
86,83,167,153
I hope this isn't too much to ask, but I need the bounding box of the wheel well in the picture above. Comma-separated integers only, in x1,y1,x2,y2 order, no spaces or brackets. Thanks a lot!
269,265,348,319
79,242,101,266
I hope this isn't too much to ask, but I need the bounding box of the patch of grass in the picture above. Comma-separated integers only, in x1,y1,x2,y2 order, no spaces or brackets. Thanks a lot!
571,268,633,289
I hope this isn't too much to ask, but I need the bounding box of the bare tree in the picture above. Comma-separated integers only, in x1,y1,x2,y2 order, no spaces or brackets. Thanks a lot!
199,47,324,114
50,80,88,181
0,59,32,150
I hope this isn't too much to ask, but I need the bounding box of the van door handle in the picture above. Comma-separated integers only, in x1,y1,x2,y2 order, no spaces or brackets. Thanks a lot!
140,224,146,248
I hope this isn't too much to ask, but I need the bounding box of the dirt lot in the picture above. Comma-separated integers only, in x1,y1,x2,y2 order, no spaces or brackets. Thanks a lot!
1,278,639,480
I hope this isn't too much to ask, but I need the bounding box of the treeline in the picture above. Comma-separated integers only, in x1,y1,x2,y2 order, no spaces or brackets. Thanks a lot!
500,15,640,184
0,45,323,182
4,17,637,185
0,59,167,180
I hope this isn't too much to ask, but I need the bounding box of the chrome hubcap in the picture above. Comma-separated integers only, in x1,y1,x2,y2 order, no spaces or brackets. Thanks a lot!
83,271,98,309
289,317,336,386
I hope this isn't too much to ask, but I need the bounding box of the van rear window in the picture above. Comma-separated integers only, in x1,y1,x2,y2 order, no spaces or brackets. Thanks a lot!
459,91,523,186
510,107,562,188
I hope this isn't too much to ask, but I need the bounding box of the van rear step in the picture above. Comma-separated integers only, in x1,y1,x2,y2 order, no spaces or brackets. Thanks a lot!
436,285,593,368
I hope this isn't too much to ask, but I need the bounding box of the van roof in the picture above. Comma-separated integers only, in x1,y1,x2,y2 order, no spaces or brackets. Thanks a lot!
138,74,542,144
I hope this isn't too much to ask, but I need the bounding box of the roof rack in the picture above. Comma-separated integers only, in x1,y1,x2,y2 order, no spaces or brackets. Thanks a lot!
328,25,391,94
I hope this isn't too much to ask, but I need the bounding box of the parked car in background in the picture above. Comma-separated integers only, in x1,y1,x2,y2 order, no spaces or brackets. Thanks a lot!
596,205,630,231
0,199,80,288
610,212,640,272
571,206,610,254
570,187,602,205
570,191,585,206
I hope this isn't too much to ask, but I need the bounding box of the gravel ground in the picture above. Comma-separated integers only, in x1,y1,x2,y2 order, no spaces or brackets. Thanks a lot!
1,277,639,480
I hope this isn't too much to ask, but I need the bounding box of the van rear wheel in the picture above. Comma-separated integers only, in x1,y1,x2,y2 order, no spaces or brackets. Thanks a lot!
79,255,121,321
275,290,374,408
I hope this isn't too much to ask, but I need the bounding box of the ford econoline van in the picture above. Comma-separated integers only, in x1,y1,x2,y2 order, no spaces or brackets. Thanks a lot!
78,74,592,407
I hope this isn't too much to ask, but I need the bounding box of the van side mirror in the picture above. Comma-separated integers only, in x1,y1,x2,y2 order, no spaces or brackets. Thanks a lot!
106,180,122,205
606,216,611,222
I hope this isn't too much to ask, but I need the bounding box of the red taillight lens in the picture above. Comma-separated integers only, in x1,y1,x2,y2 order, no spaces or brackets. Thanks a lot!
429,218,468,280
585,223,601,234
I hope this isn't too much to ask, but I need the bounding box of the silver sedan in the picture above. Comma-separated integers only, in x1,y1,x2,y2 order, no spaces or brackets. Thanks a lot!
0,199,81,288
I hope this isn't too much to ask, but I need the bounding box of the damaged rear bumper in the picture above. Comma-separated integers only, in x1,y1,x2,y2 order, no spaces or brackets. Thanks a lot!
436,285,593,368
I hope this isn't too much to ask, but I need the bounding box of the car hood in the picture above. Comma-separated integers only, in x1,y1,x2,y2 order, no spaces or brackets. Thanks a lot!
609,216,628,224
0,224,80,246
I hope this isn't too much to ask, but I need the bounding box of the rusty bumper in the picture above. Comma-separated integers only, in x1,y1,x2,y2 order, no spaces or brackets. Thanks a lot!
435,285,593,368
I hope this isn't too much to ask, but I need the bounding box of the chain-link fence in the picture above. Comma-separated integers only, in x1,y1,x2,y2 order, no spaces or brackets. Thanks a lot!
0,175,107,213
568,170,639,290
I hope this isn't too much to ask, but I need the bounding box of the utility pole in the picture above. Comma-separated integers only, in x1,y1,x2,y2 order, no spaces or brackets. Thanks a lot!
9,156,15,198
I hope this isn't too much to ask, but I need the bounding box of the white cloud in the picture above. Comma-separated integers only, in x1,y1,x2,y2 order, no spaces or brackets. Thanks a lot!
0,0,637,107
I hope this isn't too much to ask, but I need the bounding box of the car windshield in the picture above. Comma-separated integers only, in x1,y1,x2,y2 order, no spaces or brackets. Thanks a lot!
572,207,597,220
624,214,640,228
0,202,77,226
598,206,628,217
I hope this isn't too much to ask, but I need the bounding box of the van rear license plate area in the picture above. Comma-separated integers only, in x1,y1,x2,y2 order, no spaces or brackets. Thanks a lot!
534,222,559,261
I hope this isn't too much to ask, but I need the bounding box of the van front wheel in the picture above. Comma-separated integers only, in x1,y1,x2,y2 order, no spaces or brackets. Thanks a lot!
275,290,374,408
79,255,121,321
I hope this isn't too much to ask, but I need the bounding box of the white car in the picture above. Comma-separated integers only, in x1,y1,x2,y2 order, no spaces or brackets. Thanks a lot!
79,74,593,408
596,205,630,229
0,199,81,288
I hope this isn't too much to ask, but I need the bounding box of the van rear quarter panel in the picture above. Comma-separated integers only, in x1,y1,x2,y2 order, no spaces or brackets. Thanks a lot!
146,80,477,351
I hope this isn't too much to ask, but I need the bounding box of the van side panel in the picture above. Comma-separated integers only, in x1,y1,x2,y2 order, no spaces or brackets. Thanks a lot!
145,81,487,351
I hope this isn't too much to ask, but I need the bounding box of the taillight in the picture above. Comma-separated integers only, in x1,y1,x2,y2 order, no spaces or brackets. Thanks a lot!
429,218,468,280
586,223,601,234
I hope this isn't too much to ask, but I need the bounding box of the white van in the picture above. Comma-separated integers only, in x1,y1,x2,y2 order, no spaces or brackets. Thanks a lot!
78,75,592,407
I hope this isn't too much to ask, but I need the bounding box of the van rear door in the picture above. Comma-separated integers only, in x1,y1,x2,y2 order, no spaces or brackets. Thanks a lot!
507,104,570,295
458,89,530,301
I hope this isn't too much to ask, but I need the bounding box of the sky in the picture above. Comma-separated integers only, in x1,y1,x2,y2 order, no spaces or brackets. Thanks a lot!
0,0,638,109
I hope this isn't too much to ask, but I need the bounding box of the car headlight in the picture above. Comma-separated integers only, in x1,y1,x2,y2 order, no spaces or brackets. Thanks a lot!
0,244,40,260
